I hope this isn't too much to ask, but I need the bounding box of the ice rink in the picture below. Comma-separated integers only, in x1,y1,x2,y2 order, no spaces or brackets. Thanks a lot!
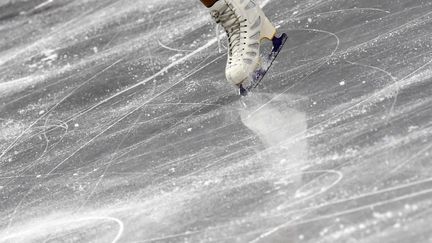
1,0,432,242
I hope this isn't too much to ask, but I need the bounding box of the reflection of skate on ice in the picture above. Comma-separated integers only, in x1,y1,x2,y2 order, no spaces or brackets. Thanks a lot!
209,0,287,95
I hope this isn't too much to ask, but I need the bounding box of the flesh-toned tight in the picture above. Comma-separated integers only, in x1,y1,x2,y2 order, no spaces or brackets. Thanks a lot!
200,0,219,8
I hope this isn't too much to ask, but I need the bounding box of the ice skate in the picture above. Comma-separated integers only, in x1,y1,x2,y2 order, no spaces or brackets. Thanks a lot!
209,0,288,96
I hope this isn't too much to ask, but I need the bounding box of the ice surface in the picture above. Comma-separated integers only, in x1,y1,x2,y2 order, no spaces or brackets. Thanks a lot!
1,0,432,242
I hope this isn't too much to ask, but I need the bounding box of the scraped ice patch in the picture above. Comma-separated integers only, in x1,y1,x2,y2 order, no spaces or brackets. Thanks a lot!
240,93,307,149
0,120,26,141
239,93,308,173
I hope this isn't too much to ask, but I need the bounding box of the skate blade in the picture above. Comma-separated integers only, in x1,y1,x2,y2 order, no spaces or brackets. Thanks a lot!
242,33,288,94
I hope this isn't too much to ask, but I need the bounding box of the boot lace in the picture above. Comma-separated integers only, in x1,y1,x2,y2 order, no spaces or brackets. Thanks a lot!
211,3,247,64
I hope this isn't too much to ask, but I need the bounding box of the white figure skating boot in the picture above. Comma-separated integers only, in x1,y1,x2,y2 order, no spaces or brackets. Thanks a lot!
210,0,286,95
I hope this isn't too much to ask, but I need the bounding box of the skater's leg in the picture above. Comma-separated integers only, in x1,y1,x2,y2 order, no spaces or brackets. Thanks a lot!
200,0,219,8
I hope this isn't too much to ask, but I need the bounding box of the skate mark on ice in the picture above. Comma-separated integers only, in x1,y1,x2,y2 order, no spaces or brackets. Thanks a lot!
62,56,225,172
41,117,52,156
0,57,125,161
294,176,432,215
175,150,248,182
45,55,224,176
291,28,340,60
71,54,224,161
283,183,432,228
131,175,432,242
267,27,342,77
38,117,69,156
0,3,177,159
102,31,121,51
137,230,202,243
269,38,432,144
345,60,399,123
0,0,118,66
249,171,343,243
0,174,59,179
289,7,391,23
278,27,340,67
390,141,432,174
320,56,432,129
290,0,330,18
33,0,53,11
249,169,343,212
110,114,231,169
4,187,35,234
2,216,124,243
105,106,223,169
246,28,340,117
282,7,432,72
157,40,194,53
3,119,69,187
251,175,432,242
0,117,69,188
339,8,432,58
292,170,343,204
64,39,218,123
1,73,77,109
76,113,144,213
312,8,390,16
